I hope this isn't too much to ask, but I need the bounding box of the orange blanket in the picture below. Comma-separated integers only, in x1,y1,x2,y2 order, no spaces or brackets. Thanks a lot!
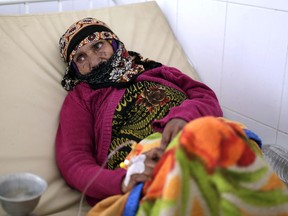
88,117,288,216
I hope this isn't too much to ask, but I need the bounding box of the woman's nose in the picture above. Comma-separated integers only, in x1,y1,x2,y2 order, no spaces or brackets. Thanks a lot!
88,52,103,70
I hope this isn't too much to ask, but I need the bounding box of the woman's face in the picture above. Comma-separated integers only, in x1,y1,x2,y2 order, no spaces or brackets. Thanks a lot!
73,40,114,75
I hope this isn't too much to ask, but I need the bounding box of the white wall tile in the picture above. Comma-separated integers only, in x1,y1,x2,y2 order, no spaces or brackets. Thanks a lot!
228,0,288,12
92,0,111,8
29,1,58,14
223,108,277,145
72,0,91,10
222,4,288,128
0,4,21,14
276,131,288,149
279,64,288,133
177,0,226,98
112,0,146,4
61,0,74,11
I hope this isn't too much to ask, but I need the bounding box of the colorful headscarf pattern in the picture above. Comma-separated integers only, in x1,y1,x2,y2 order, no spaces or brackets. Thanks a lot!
59,17,161,91
59,17,119,64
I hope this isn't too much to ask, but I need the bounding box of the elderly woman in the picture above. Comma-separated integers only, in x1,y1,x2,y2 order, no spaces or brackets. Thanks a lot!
55,17,223,207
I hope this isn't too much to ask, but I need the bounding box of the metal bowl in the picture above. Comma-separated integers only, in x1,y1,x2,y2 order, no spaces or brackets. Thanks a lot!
0,172,47,216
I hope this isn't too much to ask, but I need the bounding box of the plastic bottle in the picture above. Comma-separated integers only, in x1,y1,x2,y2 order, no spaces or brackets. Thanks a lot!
262,144,288,184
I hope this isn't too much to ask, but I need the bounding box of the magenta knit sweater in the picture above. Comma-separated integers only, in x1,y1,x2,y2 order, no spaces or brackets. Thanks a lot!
55,65,223,205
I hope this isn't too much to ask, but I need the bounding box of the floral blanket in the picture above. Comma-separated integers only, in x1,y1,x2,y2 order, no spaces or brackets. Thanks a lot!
88,117,288,216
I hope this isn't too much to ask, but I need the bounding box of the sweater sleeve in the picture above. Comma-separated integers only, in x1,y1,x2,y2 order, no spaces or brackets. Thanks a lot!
149,66,223,131
55,92,126,205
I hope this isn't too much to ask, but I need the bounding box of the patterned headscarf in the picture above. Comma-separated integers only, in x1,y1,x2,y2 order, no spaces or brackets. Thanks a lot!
59,17,118,65
59,17,161,91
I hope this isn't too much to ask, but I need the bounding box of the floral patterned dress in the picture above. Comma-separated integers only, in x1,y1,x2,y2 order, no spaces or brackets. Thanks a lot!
107,81,187,169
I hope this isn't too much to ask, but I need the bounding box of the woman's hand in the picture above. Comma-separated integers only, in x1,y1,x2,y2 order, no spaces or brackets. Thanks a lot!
121,147,164,193
161,118,187,149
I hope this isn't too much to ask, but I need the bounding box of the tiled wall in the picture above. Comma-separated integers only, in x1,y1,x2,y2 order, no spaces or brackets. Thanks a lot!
159,0,288,148
0,0,121,14
1,0,287,148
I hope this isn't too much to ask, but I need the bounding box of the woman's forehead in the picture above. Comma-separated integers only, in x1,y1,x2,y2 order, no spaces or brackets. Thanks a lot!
77,40,106,51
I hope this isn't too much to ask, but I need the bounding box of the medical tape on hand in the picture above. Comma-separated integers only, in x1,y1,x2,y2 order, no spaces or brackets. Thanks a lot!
123,154,146,187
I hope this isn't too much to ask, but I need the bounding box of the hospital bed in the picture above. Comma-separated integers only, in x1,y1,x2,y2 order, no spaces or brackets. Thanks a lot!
0,1,199,215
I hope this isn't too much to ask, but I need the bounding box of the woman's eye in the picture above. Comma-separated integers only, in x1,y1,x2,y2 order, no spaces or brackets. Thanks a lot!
76,55,85,63
93,41,103,50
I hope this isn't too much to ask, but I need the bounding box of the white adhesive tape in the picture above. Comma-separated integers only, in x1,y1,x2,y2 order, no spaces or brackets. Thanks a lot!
123,154,146,187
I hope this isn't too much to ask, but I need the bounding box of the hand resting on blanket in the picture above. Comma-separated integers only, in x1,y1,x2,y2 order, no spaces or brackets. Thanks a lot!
121,147,164,193
160,118,187,148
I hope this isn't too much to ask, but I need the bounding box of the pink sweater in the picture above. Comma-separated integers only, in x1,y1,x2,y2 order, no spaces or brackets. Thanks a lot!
55,65,223,205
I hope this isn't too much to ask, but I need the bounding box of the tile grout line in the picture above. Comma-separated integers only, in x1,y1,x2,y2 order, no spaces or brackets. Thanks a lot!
213,0,288,13
275,40,288,144
219,0,228,106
